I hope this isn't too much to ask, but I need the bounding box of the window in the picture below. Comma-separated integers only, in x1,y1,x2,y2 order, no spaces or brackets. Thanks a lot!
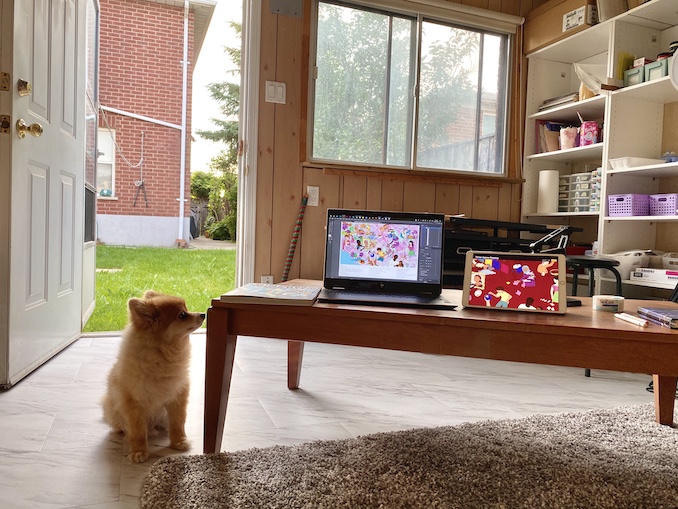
97,128,115,197
310,1,511,175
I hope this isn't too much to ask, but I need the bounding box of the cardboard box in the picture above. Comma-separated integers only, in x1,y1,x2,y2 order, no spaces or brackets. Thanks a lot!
596,0,628,22
627,0,649,9
524,0,598,55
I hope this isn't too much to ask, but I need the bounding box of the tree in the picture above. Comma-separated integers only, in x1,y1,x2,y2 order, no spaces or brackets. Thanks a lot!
196,20,240,171
192,20,241,240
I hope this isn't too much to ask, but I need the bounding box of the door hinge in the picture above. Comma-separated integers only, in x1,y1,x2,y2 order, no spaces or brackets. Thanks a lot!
0,72,9,91
0,115,10,134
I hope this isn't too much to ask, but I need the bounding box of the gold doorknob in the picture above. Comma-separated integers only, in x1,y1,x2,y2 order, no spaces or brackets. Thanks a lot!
16,119,43,139
17,79,32,97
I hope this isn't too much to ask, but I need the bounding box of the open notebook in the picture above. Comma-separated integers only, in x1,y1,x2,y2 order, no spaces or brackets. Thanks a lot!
317,209,456,310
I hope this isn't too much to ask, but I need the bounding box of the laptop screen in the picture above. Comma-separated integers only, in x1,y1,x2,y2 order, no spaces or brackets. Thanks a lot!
323,209,445,295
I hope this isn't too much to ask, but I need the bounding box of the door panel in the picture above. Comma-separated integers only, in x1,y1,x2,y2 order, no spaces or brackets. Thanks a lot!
27,0,50,121
59,171,76,293
27,162,49,307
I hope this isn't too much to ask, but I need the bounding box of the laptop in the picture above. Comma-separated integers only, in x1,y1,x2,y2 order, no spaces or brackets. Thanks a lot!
317,209,456,310
461,251,567,314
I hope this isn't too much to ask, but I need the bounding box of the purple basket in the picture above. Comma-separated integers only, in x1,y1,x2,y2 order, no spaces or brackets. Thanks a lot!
649,194,678,216
608,194,650,216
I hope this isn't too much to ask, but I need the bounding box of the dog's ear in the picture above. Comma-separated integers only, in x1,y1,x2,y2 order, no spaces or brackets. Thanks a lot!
143,290,161,299
128,298,160,329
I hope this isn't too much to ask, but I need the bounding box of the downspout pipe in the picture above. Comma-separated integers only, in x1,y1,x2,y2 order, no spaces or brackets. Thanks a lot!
178,0,189,242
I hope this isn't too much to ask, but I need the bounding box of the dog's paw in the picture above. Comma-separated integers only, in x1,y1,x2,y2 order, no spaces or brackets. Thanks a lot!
128,449,149,463
170,438,191,451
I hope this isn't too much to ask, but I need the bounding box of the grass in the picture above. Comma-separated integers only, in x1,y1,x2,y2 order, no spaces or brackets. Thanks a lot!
84,245,237,332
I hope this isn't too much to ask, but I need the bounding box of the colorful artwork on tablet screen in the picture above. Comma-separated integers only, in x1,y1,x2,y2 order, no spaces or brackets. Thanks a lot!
467,255,561,311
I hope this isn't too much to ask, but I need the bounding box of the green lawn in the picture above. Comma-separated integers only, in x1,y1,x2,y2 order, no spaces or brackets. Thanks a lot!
84,245,237,332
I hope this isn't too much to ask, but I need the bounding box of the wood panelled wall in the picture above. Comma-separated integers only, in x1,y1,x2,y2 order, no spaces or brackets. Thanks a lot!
254,0,549,283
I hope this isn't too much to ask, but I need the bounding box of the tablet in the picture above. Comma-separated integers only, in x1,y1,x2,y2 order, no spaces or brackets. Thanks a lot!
462,251,567,314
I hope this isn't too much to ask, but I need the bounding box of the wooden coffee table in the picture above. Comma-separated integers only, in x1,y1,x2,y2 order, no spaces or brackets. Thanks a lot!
204,279,678,453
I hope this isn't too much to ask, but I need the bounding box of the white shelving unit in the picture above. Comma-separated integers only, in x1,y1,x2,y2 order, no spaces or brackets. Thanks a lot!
522,0,678,295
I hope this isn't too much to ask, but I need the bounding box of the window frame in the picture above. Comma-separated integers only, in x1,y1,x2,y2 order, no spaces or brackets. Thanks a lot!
306,0,514,177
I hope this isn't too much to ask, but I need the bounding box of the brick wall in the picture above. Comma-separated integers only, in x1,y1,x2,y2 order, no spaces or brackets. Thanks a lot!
97,0,194,218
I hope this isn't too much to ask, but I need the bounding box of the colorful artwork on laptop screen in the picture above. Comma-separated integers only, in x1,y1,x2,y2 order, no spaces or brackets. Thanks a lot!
339,221,419,280
467,255,561,311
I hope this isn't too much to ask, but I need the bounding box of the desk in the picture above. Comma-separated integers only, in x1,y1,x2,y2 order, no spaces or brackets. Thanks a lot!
204,280,678,454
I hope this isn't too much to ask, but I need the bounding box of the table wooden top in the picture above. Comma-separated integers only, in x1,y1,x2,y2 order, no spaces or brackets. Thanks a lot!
210,279,678,342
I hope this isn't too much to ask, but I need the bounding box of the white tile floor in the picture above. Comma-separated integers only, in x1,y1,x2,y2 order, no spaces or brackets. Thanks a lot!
0,331,654,509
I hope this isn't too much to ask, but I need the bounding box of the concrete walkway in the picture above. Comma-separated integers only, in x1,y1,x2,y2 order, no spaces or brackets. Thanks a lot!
189,236,237,250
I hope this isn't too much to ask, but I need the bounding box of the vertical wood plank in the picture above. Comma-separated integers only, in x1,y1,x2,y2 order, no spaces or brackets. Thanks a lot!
299,170,340,279
271,11,304,282
496,183,513,223
342,176,368,209
435,183,461,214
458,185,474,217
519,0,537,17
488,0,503,13
381,178,404,211
472,186,500,220
511,182,523,223
461,0,489,9
366,178,383,210
254,0,278,280
403,181,437,212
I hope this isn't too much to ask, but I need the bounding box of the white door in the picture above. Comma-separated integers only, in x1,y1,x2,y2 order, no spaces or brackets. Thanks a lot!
0,0,90,387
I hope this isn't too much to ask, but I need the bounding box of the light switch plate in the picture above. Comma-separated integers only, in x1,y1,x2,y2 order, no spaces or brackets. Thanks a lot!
265,81,286,104
269,0,302,18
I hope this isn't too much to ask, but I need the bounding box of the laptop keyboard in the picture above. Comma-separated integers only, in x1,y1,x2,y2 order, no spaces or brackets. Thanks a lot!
318,289,456,310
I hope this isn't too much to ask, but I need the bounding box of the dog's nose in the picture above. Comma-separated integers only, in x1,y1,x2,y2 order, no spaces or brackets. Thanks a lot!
200,313,206,319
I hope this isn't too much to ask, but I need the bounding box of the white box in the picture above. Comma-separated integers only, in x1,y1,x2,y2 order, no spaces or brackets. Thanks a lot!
563,5,597,31
629,267,678,286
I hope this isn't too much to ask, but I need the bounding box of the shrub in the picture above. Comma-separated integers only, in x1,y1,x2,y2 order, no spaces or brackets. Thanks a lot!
208,219,232,240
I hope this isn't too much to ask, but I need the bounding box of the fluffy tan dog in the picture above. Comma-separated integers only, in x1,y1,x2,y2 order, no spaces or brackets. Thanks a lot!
102,290,205,463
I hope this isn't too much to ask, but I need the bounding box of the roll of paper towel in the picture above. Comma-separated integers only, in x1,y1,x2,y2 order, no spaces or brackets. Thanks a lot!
537,169,559,213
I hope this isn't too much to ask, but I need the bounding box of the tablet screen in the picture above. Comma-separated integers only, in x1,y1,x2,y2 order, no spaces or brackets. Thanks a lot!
462,251,567,314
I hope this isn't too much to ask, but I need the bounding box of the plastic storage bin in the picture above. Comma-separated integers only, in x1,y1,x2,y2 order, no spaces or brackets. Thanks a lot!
649,194,678,216
608,194,650,216
662,253,678,269
606,250,650,279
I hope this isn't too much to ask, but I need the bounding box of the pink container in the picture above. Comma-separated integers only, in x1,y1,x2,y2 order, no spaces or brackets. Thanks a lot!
579,121,598,146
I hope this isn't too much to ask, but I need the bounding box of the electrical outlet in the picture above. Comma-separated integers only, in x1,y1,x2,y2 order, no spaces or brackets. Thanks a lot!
261,275,274,284
307,186,319,206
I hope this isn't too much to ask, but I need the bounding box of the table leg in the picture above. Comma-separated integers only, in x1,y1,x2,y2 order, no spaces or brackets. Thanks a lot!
203,308,237,454
288,341,305,389
653,374,677,426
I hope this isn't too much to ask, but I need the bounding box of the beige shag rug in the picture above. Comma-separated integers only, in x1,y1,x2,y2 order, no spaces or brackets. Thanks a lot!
142,404,678,509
